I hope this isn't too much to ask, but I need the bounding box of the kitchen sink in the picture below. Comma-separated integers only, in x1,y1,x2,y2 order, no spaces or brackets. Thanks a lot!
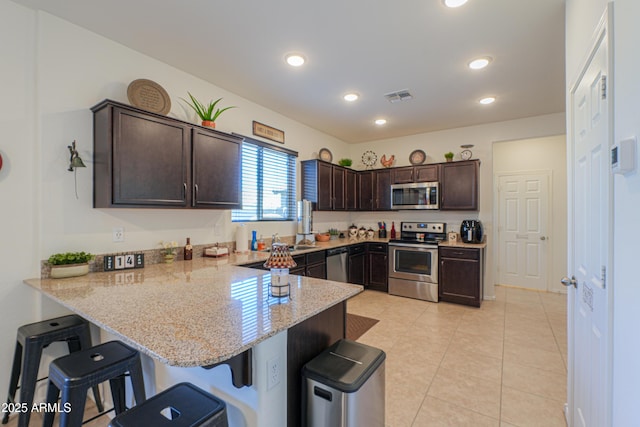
260,244,317,253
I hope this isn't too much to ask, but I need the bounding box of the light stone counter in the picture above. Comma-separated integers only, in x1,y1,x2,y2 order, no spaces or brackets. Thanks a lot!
24,258,362,368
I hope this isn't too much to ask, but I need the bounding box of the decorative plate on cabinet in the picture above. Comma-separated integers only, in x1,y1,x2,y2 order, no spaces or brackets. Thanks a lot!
318,148,333,162
361,150,377,169
409,149,426,165
127,79,171,115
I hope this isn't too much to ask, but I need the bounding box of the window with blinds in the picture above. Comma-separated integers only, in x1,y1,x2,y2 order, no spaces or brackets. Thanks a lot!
232,136,297,222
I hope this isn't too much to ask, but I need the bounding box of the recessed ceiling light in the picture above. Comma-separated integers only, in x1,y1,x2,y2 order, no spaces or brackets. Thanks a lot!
375,119,387,126
479,96,496,105
343,93,359,102
443,0,469,8
285,53,306,67
468,57,492,70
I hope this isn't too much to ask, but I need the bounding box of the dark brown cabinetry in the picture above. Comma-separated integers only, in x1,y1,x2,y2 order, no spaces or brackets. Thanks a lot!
347,244,366,285
415,165,440,182
191,128,243,208
366,243,388,292
304,160,475,212
301,160,356,211
92,99,242,209
358,171,374,211
438,246,484,307
332,166,346,210
391,165,439,184
289,251,326,279
345,169,358,210
373,169,391,210
440,160,479,210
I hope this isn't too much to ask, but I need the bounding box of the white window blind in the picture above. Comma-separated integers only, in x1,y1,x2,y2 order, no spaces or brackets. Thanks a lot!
232,136,297,222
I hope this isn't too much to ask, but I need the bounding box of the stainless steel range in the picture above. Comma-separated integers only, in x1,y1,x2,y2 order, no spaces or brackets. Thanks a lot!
388,221,446,302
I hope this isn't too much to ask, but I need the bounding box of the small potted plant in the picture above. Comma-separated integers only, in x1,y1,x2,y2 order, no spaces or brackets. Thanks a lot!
48,251,94,279
338,158,353,167
181,92,236,128
328,228,340,240
160,241,179,263
444,152,454,162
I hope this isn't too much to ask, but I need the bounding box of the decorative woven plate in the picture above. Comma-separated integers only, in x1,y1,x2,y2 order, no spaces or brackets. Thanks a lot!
409,149,426,165
319,148,333,162
127,79,171,115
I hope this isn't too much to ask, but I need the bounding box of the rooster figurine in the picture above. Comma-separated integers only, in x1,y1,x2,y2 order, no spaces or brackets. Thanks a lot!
380,154,395,168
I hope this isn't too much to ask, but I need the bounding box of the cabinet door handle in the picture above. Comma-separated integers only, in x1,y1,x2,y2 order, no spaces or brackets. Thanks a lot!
194,184,199,201
183,183,187,198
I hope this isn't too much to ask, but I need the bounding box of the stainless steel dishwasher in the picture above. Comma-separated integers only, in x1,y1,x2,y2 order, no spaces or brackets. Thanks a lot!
326,247,348,282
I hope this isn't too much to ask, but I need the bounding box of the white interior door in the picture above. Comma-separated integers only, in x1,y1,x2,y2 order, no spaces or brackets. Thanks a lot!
567,8,613,427
497,172,549,290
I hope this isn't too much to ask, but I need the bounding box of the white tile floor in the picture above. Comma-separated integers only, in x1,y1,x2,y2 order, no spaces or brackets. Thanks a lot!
6,285,567,427
348,285,568,427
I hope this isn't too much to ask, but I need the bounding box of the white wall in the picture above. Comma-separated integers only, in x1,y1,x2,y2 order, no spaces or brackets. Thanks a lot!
493,135,568,294
566,0,640,424
609,0,640,423
0,0,41,399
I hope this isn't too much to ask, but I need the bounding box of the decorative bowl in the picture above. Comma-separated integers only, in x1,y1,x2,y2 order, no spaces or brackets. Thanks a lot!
315,233,331,242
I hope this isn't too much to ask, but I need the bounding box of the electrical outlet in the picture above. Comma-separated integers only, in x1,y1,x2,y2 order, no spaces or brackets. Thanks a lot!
112,227,124,242
267,356,281,390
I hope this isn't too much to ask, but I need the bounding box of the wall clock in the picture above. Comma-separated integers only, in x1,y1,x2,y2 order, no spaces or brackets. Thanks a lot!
361,151,377,169
460,144,474,160
409,149,426,165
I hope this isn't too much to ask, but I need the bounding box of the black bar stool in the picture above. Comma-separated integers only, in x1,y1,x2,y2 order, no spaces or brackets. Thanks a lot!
109,382,228,427
43,340,146,427
1,315,103,427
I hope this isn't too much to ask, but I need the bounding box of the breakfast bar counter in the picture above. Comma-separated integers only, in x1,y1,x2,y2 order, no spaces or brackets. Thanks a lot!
25,258,362,427
24,258,362,367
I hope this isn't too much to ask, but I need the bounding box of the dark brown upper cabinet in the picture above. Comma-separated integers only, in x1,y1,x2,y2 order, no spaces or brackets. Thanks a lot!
92,100,242,209
440,160,479,210
391,164,439,184
345,169,358,210
301,160,355,211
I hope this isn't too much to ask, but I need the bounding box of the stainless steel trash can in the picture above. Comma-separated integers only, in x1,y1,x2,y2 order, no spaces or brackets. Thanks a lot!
302,339,386,427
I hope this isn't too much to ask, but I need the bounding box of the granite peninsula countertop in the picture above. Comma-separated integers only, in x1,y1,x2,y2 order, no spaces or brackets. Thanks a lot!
24,258,362,368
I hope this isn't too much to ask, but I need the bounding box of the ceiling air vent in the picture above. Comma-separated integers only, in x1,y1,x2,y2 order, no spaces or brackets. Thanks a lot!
384,89,413,103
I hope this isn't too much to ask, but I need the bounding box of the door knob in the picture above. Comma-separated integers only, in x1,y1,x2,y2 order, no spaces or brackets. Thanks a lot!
561,276,577,288
540,236,547,241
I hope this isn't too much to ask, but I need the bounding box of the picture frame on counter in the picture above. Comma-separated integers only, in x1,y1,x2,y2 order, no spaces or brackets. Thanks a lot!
252,120,285,144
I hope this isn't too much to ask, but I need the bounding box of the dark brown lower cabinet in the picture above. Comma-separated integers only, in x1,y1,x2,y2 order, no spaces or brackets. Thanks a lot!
366,243,388,292
287,302,345,427
438,246,484,307
347,244,366,285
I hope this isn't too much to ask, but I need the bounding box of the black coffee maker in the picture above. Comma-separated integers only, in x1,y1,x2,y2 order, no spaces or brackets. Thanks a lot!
460,220,483,243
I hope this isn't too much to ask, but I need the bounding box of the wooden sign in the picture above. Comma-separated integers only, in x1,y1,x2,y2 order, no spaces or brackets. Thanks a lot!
253,121,285,144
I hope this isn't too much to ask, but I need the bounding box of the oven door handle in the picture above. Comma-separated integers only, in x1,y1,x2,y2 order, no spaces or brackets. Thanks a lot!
389,242,438,249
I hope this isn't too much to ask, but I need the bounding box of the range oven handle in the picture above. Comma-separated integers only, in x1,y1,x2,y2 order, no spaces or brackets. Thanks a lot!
389,242,439,249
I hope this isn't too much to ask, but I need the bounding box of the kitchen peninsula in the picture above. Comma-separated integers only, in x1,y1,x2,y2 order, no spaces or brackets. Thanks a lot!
24,257,362,427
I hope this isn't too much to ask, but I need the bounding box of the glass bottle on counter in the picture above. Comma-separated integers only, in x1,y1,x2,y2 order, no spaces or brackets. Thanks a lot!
257,235,266,251
251,231,258,251
184,237,193,260
390,222,396,239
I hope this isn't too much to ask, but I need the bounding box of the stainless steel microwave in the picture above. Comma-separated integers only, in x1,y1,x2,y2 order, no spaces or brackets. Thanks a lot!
390,182,439,210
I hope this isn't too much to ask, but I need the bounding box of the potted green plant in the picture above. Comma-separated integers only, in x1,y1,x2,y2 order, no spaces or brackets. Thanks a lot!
48,251,94,279
338,158,353,167
160,241,179,263
444,152,454,162
181,92,236,128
